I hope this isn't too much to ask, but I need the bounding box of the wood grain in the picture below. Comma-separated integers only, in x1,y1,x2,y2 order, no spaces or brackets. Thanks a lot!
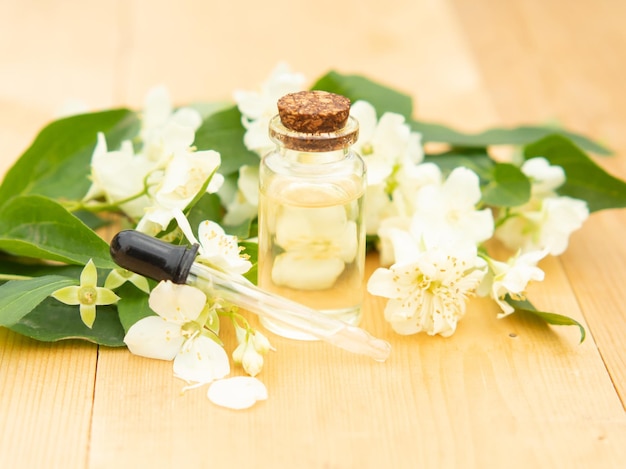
0,330,97,468
452,0,626,405
1,0,626,468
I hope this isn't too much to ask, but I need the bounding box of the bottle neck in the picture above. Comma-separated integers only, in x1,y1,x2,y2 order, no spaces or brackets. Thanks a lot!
276,147,350,164
268,114,359,155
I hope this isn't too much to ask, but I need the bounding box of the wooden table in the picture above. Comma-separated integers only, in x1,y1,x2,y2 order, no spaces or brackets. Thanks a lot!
2,1,626,467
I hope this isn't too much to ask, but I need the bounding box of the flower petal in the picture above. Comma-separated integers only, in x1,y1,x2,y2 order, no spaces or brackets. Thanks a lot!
173,336,230,384
142,85,172,131
95,287,121,306
350,100,378,144
444,167,482,207
80,259,98,287
79,304,96,328
148,281,207,323
171,107,202,132
51,285,80,305
129,274,151,294
104,270,125,290
207,377,268,410
367,268,397,299
124,316,184,360
196,220,252,274
522,157,565,195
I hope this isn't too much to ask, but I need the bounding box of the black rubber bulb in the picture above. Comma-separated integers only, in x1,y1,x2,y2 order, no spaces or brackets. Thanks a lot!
109,230,199,284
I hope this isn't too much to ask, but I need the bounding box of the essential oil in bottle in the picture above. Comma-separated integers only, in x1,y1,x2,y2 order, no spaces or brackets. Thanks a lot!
258,91,366,340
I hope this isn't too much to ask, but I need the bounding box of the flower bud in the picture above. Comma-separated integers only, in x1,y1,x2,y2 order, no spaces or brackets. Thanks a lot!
242,345,264,377
234,323,247,344
232,341,247,364
251,331,274,354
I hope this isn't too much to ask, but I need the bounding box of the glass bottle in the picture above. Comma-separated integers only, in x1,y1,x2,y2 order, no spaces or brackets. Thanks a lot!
258,90,367,340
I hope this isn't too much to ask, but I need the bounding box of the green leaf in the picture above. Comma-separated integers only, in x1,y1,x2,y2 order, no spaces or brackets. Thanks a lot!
186,186,257,239
0,109,139,201
312,71,413,119
193,106,259,176
423,150,495,181
524,134,626,212
186,193,225,232
481,163,531,207
0,256,82,280
72,210,111,231
239,240,258,285
116,283,154,333
0,195,115,268
0,275,76,326
411,120,611,155
224,217,257,240
505,296,586,343
8,299,125,346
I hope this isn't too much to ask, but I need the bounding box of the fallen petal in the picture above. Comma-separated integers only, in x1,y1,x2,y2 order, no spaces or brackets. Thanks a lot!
173,335,230,384
207,377,268,410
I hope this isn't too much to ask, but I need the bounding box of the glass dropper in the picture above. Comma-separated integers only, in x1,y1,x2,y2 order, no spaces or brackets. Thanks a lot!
109,230,391,362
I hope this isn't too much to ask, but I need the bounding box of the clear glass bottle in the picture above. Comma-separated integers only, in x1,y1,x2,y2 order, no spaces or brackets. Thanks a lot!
258,90,367,340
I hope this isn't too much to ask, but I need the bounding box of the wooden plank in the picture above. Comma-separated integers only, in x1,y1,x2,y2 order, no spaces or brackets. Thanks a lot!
0,2,123,468
451,0,626,405
1,0,626,468
88,255,626,468
0,329,98,468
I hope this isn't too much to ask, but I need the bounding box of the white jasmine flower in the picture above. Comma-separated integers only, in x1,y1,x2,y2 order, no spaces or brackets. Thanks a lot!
83,133,154,217
234,62,306,155
137,149,223,233
495,196,589,256
522,157,566,196
350,100,378,146
174,212,252,275
350,100,425,236
51,259,120,328
483,250,547,317
271,205,357,290
198,220,252,274
367,112,423,182
495,156,588,256
391,162,443,217
141,85,202,163
124,281,230,385
222,164,260,226
208,377,268,410
410,166,494,246
376,216,412,266
196,220,252,274
84,86,204,222
368,231,486,337
372,162,444,261
364,183,396,236
351,100,423,185
142,85,175,137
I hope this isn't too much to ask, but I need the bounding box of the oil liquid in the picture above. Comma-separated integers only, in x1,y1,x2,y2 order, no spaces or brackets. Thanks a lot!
258,178,365,340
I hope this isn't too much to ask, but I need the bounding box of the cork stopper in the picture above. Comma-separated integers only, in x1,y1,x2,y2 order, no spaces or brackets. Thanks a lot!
277,91,351,133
